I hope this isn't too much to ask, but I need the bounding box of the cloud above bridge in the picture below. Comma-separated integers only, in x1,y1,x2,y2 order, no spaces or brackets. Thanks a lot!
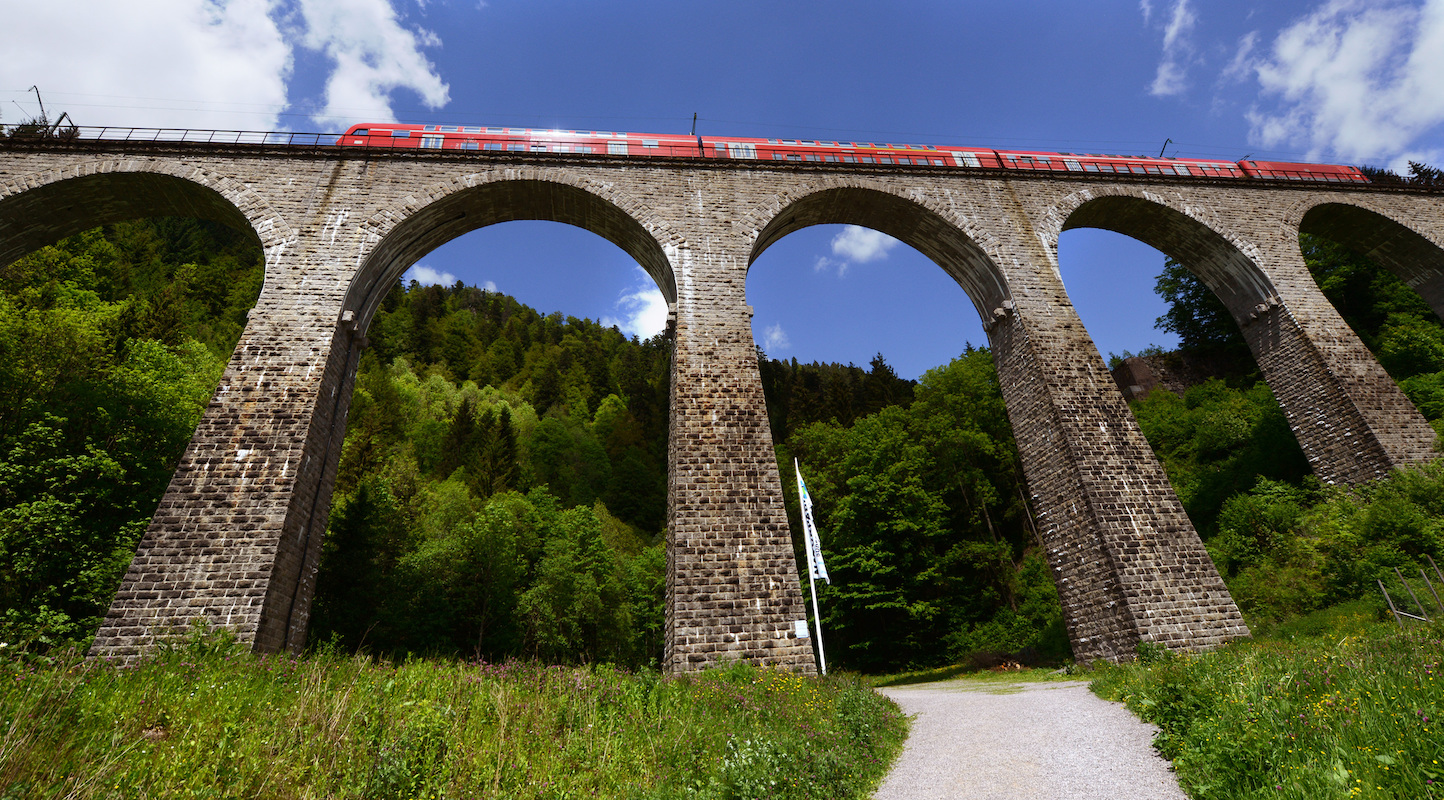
1243,0,1444,168
1142,0,1444,168
1145,0,1198,97
0,0,447,132
296,0,450,129
0,0,292,130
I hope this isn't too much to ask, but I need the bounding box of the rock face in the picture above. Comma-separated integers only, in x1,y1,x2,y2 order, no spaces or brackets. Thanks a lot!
2,138,1440,669
1111,351,1249,401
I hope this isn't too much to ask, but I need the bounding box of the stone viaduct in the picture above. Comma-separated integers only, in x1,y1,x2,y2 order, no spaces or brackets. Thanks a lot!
1,136,1441,672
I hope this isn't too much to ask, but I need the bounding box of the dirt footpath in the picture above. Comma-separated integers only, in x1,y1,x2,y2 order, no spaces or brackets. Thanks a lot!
873,679,1188,800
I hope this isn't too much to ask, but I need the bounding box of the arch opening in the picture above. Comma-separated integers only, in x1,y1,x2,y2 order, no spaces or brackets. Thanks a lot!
1297,203,1444,424
310,186,678,667
744,188,1068,675
1300,203,1444,317
0,212,266,650
348,179,677,337
0,172,263,270
749,186,1010,321
1058,196,1311,528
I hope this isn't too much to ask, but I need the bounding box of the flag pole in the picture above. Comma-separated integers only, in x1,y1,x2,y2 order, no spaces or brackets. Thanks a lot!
796,459,827,675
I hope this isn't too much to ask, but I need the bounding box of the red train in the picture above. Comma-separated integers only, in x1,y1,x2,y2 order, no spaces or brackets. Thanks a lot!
338,123,1368,184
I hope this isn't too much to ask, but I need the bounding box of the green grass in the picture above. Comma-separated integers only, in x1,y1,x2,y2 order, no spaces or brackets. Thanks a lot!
0,635,906,799
1089,607,1444,800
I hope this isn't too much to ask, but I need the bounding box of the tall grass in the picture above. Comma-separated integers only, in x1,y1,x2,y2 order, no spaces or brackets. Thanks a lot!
1090,608,1444,800
0,635,905,799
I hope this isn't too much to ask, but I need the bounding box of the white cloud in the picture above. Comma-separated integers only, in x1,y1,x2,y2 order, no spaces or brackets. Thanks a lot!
1244,0,1444,167
405,264,457,285
602,268,669,339
0,0,292,130
0,0,449,133
763,323,791,353
811,226,899,278
830,226,898,264
1140,0,1155,24
481,280,498,292
1148,0,1198,97
1221,31,1260,84
296,0,450,128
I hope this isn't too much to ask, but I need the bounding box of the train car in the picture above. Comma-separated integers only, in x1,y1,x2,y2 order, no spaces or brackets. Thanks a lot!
1237,160,1368,183
983,149,1244,178
336,123,1365,184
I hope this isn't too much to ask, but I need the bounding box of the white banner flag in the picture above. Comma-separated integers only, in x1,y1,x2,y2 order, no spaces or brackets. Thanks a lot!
795,460,830,584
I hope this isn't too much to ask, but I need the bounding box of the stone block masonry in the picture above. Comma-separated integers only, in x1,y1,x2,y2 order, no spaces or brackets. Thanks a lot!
1,138,1439,668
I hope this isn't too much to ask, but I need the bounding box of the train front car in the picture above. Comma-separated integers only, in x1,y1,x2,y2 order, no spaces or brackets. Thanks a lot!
1237,160,1369,183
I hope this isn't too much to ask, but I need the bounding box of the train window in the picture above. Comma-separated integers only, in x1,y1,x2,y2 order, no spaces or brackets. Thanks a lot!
769,139,780,144
463,127,481,134
440,126,459,132
842,155,857,163
485,143,503,150
1174,165,1191,175
420,134,444,149
909,144,924,150
608,141,628,155
1145,165,1161,174
805,154,821,162
487,127,503,134
508,143,525,151
353,129,369,136
1130,165,1147,173
787,154,802,161
824,154,838,162
461,141,479,150
861,156,875,163
531,144,546,151
643,140,659,148
952,152,982,168
774,154,786,160
1084,163,1100,172
840,142,855,148
1064,160,1083,171
932,158,945,165
877,156,892,164
391,131,410,138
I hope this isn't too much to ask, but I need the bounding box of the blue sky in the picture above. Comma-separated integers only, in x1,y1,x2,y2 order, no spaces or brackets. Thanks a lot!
5,1,1444,378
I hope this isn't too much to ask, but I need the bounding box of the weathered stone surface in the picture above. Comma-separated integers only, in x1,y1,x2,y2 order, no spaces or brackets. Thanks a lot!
1,139,1439,668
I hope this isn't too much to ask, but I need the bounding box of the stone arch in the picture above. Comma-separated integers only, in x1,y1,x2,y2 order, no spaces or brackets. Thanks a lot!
1289,196,1444,317
740,178,1250,663
343,168,681,333
742,177,1012,321
0,159,295,278
1050,184,1434,484
1051,186,1279,326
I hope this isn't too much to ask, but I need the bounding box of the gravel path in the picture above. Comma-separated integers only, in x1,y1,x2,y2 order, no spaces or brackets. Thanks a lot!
873,679,1187,800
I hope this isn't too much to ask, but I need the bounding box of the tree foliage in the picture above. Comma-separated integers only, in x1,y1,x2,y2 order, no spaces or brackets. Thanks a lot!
0,220,263,647
307,280,672,666
781,348,1068,672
